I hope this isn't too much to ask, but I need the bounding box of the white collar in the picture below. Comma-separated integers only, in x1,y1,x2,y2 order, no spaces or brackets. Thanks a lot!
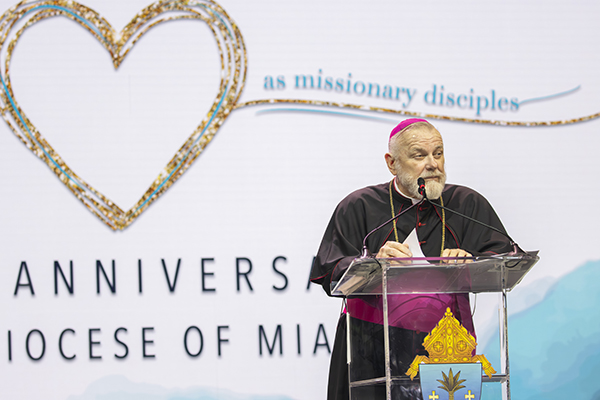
393,178,421,205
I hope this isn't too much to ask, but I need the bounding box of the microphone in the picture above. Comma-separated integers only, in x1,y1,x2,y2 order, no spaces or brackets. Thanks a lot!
417,177,427,199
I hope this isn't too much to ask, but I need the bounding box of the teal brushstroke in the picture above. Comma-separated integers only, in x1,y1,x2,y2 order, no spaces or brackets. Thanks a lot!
256,107,399,123
518,85,580,106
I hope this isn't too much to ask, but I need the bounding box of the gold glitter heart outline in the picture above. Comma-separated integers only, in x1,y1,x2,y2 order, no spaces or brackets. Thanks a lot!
0,0,246,230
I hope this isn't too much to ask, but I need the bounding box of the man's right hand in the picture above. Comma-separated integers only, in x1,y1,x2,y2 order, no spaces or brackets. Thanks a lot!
376,241,412,258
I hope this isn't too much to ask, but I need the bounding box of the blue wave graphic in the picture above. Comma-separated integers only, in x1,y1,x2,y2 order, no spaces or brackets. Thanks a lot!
483,260,600,399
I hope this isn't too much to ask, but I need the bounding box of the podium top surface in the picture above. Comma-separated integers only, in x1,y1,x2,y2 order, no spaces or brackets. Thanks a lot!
331,251,539,296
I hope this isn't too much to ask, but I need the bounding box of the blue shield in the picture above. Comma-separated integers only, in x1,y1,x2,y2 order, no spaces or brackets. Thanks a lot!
419,363,482,400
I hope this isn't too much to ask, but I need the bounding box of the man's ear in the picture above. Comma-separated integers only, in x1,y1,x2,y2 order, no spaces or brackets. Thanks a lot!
384,153,396,175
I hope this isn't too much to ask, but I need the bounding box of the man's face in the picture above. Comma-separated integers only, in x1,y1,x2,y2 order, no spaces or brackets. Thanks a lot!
385,126,446,199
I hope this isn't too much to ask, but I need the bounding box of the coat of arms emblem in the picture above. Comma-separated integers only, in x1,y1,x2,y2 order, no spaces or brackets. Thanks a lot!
406,308,496,400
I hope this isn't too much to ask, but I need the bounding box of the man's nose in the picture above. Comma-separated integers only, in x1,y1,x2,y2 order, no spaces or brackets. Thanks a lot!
425,155,438,169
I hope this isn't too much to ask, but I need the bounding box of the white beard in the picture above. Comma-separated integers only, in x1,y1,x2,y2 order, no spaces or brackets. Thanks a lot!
398,171,446,200
423,179,445,200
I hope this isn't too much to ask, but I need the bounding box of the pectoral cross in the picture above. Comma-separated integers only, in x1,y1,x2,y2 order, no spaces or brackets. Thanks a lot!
465,390,475,399
429,391,439,400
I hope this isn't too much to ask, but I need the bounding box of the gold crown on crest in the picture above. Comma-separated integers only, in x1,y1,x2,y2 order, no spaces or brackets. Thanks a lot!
406,307,496,380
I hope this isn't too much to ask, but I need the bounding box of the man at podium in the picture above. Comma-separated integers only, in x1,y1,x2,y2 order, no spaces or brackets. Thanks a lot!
310,118,515,400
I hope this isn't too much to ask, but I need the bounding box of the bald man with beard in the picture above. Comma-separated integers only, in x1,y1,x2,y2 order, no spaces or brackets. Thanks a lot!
310,119,514,400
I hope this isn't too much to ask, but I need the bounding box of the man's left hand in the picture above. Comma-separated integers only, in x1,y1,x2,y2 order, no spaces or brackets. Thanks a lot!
441,248,473,263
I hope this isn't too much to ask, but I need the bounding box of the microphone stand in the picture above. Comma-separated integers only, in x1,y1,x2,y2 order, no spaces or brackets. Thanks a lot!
417,178,522,255
360,198,424,258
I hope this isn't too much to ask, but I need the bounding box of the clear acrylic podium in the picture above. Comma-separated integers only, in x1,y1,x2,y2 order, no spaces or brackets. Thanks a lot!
331,252,539,400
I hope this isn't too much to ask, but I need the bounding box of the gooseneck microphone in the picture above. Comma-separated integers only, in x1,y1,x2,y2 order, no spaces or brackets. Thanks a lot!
360,177,521,258
417,177,427,199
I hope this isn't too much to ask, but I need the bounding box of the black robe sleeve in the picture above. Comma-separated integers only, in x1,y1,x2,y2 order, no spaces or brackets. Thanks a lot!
310,196,367,296
310,184,394,296
438,185,515,257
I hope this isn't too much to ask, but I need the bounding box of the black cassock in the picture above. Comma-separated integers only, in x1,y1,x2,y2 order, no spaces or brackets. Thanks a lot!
310,181,514,400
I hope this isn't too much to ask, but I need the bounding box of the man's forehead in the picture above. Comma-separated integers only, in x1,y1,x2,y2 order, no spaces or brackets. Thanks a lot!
401,127,444,149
